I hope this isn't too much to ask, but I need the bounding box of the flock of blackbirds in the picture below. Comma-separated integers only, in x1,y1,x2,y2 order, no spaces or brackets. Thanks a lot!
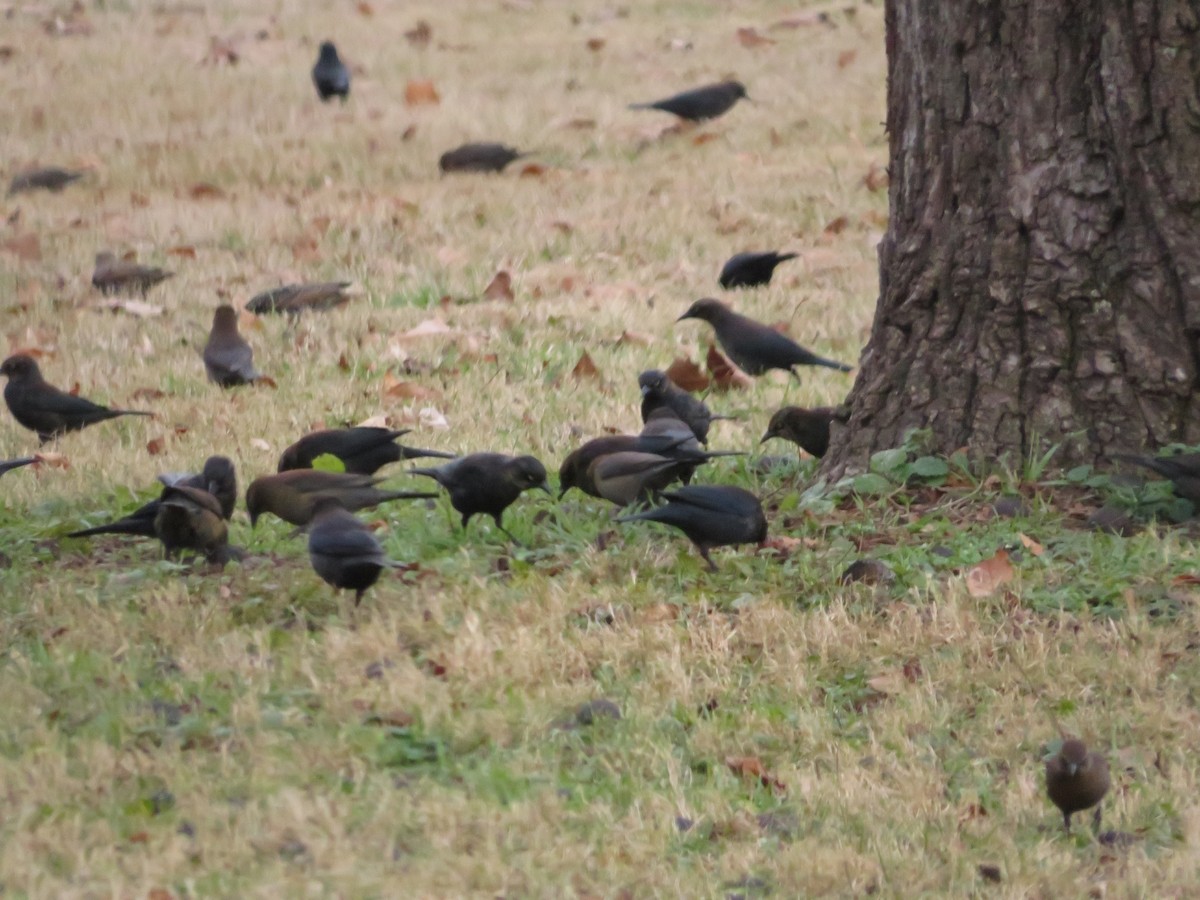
4,34,1157,840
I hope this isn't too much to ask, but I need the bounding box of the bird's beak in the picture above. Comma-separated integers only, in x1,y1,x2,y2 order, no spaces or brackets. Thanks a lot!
537,480,553,495
759,432,772,444
676,312,692,322
557,486,569,500
1066,762,1078,777
640,384,651,396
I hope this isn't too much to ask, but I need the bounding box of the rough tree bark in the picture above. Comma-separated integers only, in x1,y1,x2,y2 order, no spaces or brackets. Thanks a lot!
826,0,1200,476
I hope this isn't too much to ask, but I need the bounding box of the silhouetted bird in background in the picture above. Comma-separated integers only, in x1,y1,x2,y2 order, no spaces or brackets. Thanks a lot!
677,298,852,378
0,354,153,444
719,251,798,289
761,406,837,458
638,369,729,445
618,485,767,571
246,470,437,528
68,456,237,540
91,251,173,295
1044,738,1111,833
629,80,749,122
203,305,261,387
246,281,354,315
438,143,528,174
278,427,455,475
312,41,350,102
154,484,232,564
411,453,550,541
8,167,85,195
1112,452,1200,505
307,497,392,604
0,456,37,477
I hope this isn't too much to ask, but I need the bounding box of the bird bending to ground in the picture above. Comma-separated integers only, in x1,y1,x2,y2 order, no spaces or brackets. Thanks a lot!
438,143,529,174
246,282,354,315
8,167,85,195
154,484,233,564
91,251,173,295
617,485,766,571
410,453,550,541
677,298,852,378
719,251,798,289
761,406,837,459
1111,452,1200,505
278,427,455,475
307,497,393,604
0,354,153,444
1044,738,1110,833
312,41,350,102
629,80,748,122
246,470,438,528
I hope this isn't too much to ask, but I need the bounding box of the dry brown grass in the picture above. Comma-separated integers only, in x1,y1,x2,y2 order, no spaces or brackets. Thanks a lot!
2,1,1199,897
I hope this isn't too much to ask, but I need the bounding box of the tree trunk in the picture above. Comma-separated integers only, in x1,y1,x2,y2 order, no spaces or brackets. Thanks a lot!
825,0,1200,476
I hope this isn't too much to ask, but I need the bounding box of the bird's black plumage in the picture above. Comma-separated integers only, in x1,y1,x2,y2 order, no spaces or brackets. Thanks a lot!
411,453,550,540
438,143,527,174
307,498,391,604
278,427,455,475
1112,452,1200,505
629,80,749,122
761,406,837,458
312,41,350,102
638,370,726,446
618,485,766,570
718,251,798,289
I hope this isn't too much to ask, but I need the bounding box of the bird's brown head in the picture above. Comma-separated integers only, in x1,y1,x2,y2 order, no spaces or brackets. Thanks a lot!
1058,738,1090,776
760,408,789,443
0,354,40,382
245,479,267,527
212,305,240,332
677,298,730,323
557,451,582,499
509,455,551,494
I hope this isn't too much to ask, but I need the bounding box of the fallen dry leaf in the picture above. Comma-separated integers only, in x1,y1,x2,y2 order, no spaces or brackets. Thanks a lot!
2,234,42,262
396,318,454,341
664,357,710,392
1017,533,1044,556
837,49,858,69
616,330,654,347
759,535,803,558
483,271,514,302
166,245,197,259
250,438,271,452
419,406,449,430
570,351,601,381
131,387,166,402
867,670,905,696
146,436,167,456
706,343,753,390
966,549,1014,598
736,27,775,47
586,37,605,51
33,451,69,469
864,162,889,192
692,132,719,146
189,182,223,200
382,372,440,401
824,215,850,235
725,756,786,793
404,79,440,106
357,1,375,16
519,162,547,178
404,20,431,46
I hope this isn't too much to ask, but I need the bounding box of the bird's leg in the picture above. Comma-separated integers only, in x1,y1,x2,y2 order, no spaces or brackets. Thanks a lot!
697,546,718,572
496,521,526,548
1092,805,1103,834
1062,812,1072,834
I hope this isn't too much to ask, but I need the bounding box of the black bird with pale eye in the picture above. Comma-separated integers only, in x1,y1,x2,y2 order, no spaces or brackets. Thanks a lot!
761,406,837,459
1045,738,1111,833
246,281,354,315
91,251,173,296
312,41,350,102
1,354,153,444
438,142,529,174
638,369,730,446
629,80,749,122
278,427,455,475
203,305,261,388
68,456,237,540
154,484,232,564
617,484,767,571
1111,452,1200,505
719,251,798,289
8,167,85,195
0,456,37,477
410,453,550,541
246,470,438,528
677,298,852,378
307,497,393,604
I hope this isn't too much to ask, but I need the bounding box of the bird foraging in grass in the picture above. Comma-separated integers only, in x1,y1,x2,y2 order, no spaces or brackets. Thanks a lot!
617,484,766,571
307,497,393,604
1044,738,1110,834
410,453,550,542
718,251,798,289
278,427,455,475
629,80,749,122
760,406,837,459
91,251,173,296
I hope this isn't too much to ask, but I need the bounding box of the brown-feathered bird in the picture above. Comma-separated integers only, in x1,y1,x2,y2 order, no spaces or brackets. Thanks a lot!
559,430,735,500
678,299,852,378
629,80,749,122
0,354,153,444
307,497,393,604
761,406,837,458
0,456,37,477
438,143,529,174
588,452,693,507
1045,738,1110,833
8,167,86,195
719,251,797,289
203,305,261,387
617,485,767,571
91,251,173,295
278,427,455,475
154,484,230,563
245,282,354,315
68,456,237,540
638,369,729,446
245,470,437,528
1112,452,1200,505
410,453,550,541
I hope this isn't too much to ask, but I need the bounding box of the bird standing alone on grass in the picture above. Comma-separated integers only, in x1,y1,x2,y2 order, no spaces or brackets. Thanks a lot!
0,354,153,444
8,167,85,195
617,485,766,571
719,251,798,289
438,143,529,174
1045,738,1111,833
312,41,350,102
91,252,173,296
629,80,749,122
410,453,550,541
677,298,852,378
307,497,392,604
203,306,262,387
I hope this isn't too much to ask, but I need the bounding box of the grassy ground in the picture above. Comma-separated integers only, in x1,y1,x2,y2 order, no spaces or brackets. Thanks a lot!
2,0,1199,896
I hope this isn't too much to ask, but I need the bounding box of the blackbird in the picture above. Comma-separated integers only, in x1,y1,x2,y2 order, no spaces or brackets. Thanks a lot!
312,41,350,102
638,369,728,445
589,452,693,507
246,281,353,315
154,484,230,563
719,251,798,289
68,456,237,540
1,354,153,444
307,497,392,604
278,427,455,475
203,305,261,387
559,431,733,499
410,453,550,540
438,143,528,174
92,251,173,295
246,470,438,528
1045,738,1110,833
678,298,852,378
8,167,85,195
761,406,837,458
629,80,749,122
1112,452,1200,504
617,485,766,571
0,456,37,477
